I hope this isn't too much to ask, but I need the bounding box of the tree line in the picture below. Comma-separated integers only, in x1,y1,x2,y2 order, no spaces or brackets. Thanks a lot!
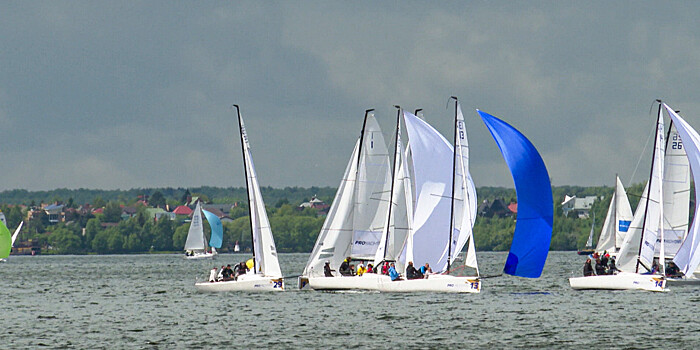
2,183,665,255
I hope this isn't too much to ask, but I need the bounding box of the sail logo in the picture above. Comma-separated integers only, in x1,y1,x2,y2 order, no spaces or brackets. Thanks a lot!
618,220,631,232
353,240,378,246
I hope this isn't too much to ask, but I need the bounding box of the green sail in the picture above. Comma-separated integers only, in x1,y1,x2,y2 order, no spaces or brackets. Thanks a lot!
0,221,11,259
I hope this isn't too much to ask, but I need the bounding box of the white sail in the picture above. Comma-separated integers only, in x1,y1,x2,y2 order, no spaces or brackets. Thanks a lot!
451,102,478,270
596,176,634,254
585,213,595,248
596,190,617,253
184,202,207,252
665,105,700,276
374,127,413,270
351,115,392,259
11,221,23,247
657,122,690,258
403,110,454,273
240,115,282,278
303,113,391,277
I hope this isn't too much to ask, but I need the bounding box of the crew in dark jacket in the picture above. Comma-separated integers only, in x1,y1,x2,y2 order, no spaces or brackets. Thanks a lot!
583,258,594,277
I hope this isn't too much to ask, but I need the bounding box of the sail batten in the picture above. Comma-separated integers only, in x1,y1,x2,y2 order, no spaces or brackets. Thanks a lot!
477,110,552,278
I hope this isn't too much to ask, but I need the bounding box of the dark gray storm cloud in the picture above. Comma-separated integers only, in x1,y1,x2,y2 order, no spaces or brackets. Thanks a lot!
1,1,699,190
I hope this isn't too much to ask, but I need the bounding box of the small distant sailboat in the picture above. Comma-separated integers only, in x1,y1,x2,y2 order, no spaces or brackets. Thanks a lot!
577,213,596,256
183,202,220,260
593,176,634,255
195,105,284,292
234,240,240,252
0,221,24,263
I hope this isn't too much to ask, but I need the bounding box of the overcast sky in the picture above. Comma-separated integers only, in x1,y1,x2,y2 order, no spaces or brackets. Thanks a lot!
2,1,699,191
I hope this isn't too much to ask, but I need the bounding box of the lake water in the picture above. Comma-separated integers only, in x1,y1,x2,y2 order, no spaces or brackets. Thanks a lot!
2,252,699,349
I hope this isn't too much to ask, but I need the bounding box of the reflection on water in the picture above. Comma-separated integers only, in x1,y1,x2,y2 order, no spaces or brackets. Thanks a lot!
2,252,699,348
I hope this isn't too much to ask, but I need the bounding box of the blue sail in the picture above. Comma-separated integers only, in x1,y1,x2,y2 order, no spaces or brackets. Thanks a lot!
477,110,553,278
202,209,223,249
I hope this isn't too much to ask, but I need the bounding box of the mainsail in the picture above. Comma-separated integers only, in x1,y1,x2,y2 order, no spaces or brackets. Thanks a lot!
302,111,391,277
238,110,282,278
658,122,690,257
665,104,700,276
402,110,455,273
595,176,633,253
477,110,553,278
184,202,208,252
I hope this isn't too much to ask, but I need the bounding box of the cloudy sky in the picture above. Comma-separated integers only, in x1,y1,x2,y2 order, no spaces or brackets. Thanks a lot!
1,1,699,191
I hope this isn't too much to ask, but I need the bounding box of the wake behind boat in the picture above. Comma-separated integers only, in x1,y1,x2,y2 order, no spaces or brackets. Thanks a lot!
195,105,284,292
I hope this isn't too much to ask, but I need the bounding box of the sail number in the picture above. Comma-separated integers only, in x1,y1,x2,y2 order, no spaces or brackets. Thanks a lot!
672,134,683,150
470,281,479,290
272,280,283,288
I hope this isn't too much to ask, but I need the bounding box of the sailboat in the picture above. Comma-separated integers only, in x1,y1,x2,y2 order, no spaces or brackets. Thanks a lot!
183,202,218,260
298,109,393,291
577,213,596,255
593,176,634,255
0,221,24,263
373,101,480,293
570,101,672,292
195,105,284,292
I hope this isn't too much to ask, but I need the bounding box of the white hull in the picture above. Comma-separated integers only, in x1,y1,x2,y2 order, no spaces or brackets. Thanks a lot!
0,258,6,263
667,273,700,285
376,274,481,293
185,251,216,260
301,273,480,293
195,274,284,292
569,272,666,292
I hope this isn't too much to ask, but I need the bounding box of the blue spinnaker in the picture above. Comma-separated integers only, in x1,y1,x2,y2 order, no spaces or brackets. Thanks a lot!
202,209,223,249
478,110,553,278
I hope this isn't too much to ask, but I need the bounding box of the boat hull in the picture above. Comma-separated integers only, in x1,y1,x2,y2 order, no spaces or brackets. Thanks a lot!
185,252,216,260
303,274,480,293
667,273,700,285
194,274,284,292
376,275,481,293
569,272,666,292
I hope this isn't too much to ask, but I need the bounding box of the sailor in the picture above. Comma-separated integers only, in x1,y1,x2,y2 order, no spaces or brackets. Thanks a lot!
419,263,432,278
594,258,606,275
666,262,682,277
608,256,619,274
600,253,609,269
217,265,225,281
365,263,374,274
381,261,390,275
356,263,366,276
324,261,334,277
406,261,421,280
388,262,401,281
339,257,352,276
583,258,594,277
209,267,218,282
222,264,234,281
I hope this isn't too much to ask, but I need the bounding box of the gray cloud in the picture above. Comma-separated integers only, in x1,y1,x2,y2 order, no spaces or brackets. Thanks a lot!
1,2,700,191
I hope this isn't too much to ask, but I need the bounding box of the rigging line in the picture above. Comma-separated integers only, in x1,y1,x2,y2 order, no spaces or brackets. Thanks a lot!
628,124,655,188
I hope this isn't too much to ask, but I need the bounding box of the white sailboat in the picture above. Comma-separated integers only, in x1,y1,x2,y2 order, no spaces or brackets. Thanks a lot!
594,176,634,255
195,105,284,292
570,101,669,292
183,202,216,260
373,101,480,293
0,221,23,263
299,109,393,291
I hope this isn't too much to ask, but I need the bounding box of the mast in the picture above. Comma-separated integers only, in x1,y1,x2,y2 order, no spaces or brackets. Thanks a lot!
635,101,663,273
380,106,402,262
446,96,459,273
234,104,257,273
613,174,619,251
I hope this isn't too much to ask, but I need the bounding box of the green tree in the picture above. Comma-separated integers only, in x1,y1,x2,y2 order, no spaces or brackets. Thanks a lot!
49,227,83,254
172,224,189,249
102,202,122,223
150,191,166,208
93,196,106,208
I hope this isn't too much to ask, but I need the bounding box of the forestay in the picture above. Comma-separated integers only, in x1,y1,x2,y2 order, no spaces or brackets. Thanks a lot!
665,104,700,276
477,110,552,278
239,115,282,278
